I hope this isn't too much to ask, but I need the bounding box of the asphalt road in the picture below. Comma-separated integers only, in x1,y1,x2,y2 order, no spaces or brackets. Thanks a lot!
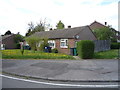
1,75,119,88
2,75,67,88
2,59,118,81
1,59,119,89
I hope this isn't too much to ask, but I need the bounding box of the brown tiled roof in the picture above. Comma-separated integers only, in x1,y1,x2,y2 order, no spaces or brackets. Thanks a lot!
32,26,91,39
89,21,106,30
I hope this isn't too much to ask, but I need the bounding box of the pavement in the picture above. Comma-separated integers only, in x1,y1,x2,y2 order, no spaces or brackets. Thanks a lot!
2,59,119,82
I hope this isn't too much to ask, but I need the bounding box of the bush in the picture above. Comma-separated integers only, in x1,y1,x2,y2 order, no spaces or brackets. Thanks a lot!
111,43,120,49
52,48,58,53
39,38,49,52
77,40,94,59
16,43,21,49
39,43,45,51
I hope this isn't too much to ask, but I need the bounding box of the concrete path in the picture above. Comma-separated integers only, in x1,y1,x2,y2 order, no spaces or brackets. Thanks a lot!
2,59,119,82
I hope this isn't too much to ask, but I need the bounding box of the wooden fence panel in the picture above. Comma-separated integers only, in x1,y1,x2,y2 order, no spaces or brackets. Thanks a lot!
94,40,111,52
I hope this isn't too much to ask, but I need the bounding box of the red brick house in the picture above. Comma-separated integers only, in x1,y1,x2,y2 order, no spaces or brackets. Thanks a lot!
0,34,16,49
89,21,107,30
32,25,97,54
90,21,118,36
89,21,119,42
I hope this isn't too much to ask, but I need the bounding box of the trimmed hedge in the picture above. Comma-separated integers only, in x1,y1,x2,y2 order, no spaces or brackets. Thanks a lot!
111,43,120,49
77,40,95,59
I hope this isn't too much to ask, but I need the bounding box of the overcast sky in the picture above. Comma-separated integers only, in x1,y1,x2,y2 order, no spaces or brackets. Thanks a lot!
0,0,119,36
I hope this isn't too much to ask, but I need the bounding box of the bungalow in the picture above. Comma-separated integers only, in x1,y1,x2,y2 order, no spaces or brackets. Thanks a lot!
32,25,97,55
0,34,16,50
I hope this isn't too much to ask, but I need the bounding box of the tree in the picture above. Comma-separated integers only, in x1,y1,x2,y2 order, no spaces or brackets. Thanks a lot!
14,33,24,49
4,30,11,35
93,27,117,42
39,37,49,51
25,19,50,36
25,36,42,51
26,29,32,36
26,22,34,37
28,22,34,30
14,34,24,43
56,20,65,29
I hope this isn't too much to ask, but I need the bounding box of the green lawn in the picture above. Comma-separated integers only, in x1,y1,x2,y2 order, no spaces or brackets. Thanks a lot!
93,49,119,59
1,49,74,59
1,49,119,60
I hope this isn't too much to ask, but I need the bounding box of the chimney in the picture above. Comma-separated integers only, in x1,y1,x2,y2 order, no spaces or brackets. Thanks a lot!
68,25,71,28
105,22,107,26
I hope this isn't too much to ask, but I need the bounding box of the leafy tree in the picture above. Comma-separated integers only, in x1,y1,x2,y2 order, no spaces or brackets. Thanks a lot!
34,23,45,32
28,22,34,30
93,27,117,42
4,30,11,35
26,22,34,36
25,36,42,51
56,20,65,29
26,19,50,36
39,38,49,51
14,34,24,49
26,29,32,36
14,34,24,43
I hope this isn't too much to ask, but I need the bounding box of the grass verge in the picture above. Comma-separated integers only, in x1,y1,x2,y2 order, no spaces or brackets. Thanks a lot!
93,49,119,59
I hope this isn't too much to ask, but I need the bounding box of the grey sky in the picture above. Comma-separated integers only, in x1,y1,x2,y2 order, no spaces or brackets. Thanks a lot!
0,0,119,36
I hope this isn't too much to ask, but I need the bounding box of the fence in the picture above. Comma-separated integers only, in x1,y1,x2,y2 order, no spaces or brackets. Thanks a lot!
94,40,111,52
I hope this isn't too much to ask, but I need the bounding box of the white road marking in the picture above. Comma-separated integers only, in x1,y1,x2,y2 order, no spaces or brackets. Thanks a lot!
0,74,118,88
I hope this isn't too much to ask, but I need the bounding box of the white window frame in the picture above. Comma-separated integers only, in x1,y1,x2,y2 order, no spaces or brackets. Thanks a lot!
60,39,68,48
0,44,5,50
48,40,55,49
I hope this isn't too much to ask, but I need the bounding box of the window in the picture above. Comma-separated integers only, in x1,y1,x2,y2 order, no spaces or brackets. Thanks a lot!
48,40,55,49
0,44,5,50
60,39,68,48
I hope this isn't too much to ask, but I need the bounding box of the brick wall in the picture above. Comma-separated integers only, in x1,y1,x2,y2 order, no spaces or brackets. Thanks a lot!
2,35,16,49
55,39,75,55
90,23,105,30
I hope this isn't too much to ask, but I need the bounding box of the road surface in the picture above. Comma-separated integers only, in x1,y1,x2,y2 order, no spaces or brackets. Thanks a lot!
1,74,118,88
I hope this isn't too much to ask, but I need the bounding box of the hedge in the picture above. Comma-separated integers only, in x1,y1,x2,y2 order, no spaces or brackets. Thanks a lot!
111,43,120,49
77,40,95,59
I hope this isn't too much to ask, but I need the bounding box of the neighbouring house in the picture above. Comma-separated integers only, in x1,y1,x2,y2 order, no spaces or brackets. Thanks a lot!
32,25,97,55
0,34,16,50
89,21,117,32
89,21,119,42
89,21,108,30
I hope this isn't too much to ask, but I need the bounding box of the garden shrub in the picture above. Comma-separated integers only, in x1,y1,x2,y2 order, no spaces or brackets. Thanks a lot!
52,48,58,53
77,40,95,59
39,43,44,51
39,38,49,52
111,42,120,49
16,43,21,49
